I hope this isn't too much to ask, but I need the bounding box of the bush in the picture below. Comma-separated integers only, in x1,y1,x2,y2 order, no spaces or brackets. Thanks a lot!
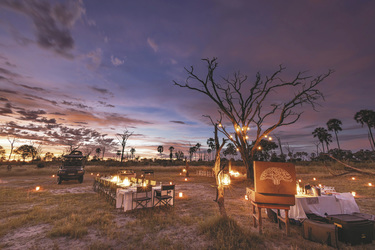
37,162,45,168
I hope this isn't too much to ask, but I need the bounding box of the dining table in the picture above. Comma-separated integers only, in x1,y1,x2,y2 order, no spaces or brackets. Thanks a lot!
116,185,174,211
280,192,360,220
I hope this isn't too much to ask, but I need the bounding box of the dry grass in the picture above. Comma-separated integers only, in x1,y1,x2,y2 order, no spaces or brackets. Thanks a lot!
0,163,375,249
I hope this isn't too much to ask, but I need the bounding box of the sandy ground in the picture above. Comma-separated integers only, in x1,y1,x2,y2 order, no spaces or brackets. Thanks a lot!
1,170,375,250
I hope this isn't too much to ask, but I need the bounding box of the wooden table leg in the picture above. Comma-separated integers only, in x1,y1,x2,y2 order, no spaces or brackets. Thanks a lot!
285,209,290,236
252,203,257,228
258,206,262,234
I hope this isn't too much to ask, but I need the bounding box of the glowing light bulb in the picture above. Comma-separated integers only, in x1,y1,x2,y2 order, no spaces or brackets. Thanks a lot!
313,177,316,181
369,183,373,187
351,177,356,180
35,186,40,191
179,192,183,198
298,179,302,183
268,136,272,141
351,191,356,197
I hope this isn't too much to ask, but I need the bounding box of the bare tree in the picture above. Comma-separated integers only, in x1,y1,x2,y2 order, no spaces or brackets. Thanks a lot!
212,123,228,217
116,129,133,163
174,58,333,180
7,136,17,163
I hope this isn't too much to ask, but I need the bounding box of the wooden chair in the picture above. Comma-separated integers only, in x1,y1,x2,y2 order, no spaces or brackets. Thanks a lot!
132,185,152,209
153,185,175,207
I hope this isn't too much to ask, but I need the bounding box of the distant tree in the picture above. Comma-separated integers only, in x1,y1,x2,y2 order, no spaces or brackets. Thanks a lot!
312,127,332,153
169,146,174,160
207,137,215,160
195,143,201,160
207,148,212,161
130,147,136,159
7,137,17,162
116,129,133,163
0,146,5,161
116,150,121,161
327,118,342,150
252,139,278,161
95,148,101,159
223,143,237,159
43,152,54,161
15,145,36,162
354,109,375,150
188,146,196,161
175,58,332,180
157,145,164,157
175,150,184,160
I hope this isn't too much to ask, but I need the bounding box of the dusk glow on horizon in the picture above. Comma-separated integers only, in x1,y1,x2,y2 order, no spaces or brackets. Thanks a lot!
1,1,375,159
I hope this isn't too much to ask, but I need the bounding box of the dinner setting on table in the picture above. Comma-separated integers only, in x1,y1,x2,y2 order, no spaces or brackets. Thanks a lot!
93,169,175,212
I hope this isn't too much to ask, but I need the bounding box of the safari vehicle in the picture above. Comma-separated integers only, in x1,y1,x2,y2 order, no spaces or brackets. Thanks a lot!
57,150,86,184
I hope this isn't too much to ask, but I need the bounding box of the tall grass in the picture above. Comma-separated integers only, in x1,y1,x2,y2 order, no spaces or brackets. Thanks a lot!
199,215,263,249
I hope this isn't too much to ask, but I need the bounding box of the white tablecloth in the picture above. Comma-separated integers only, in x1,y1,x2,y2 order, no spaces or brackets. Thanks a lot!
116,186,174,211
287,193,360,220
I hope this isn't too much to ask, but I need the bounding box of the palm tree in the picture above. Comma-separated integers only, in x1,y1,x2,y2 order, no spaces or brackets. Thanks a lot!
195,143,201,160
327,118,342,150
169,146,174,160
354,109,375,149
312,127,332,153
157,145,164,158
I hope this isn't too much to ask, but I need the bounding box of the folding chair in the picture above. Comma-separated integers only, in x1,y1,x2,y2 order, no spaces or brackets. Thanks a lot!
153,185,175,207
132,185,152,209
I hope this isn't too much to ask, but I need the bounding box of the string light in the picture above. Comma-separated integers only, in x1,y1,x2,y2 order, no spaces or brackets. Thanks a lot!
268,136,272,141
257,146,262,150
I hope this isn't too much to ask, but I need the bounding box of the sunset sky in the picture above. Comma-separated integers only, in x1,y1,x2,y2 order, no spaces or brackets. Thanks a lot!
0,0,374,159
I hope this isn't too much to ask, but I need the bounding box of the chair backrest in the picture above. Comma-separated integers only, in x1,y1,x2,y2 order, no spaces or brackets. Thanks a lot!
162,185,175,191
137,185,152,193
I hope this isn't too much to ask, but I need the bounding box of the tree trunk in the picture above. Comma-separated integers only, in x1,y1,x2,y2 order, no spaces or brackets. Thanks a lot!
335,131,341,150
241,152,254,181
367,124,375,150
217,185,227,217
